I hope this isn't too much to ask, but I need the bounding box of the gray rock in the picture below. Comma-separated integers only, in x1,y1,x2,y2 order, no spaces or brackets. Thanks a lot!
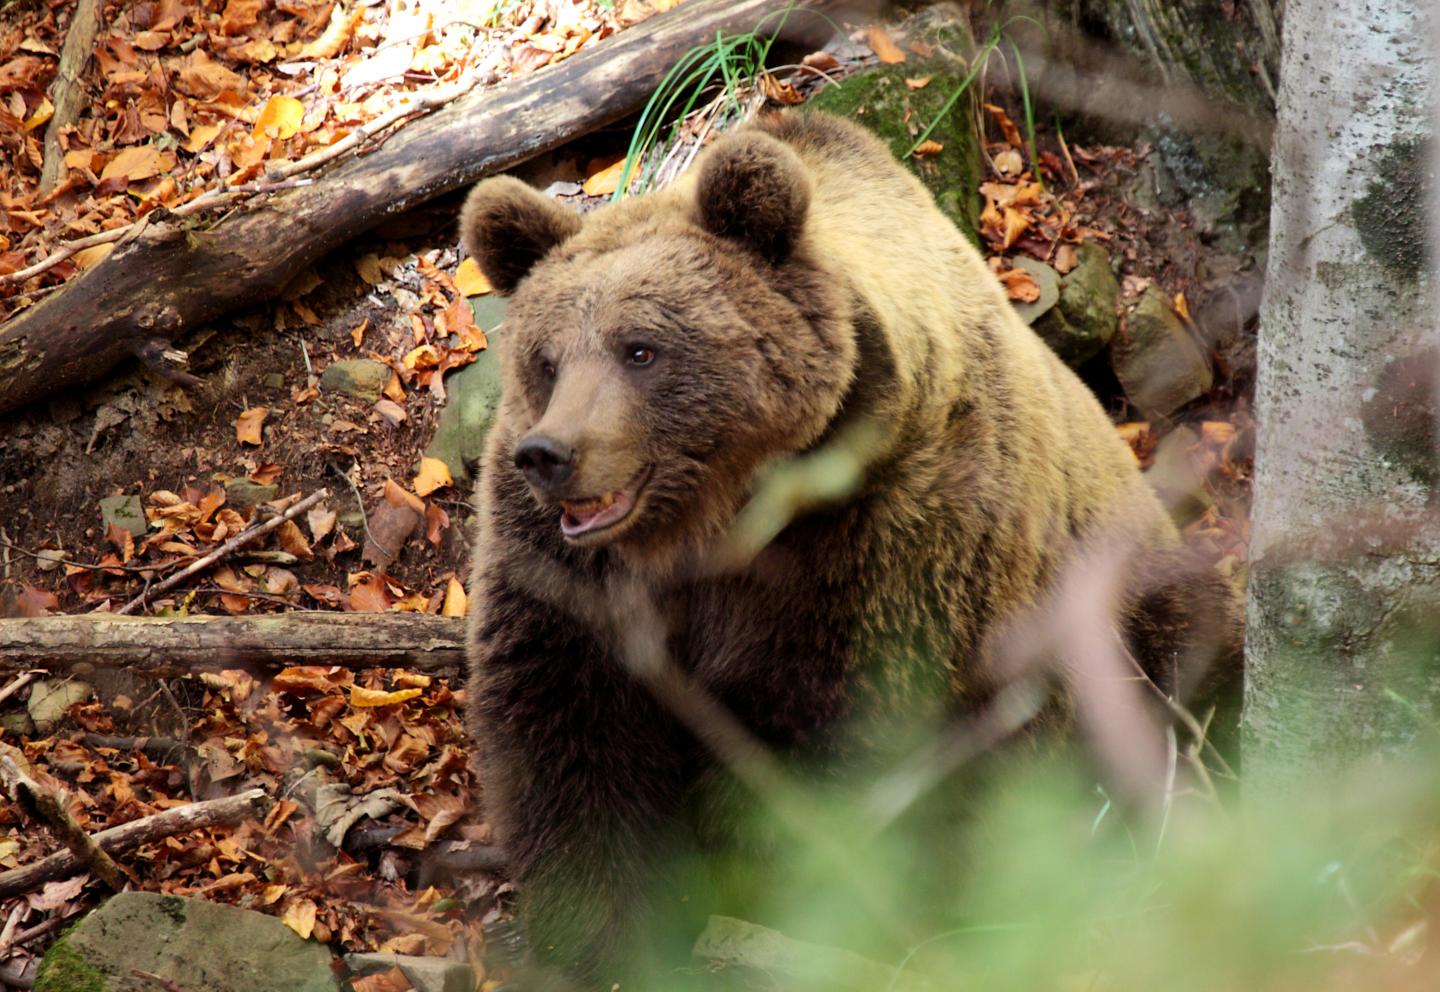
27,679,90,735
33,892,339,992
0,711,35,737
1032,244,1121,367
345,953,473,992
99,494,146,538
319,359,391,402
225,480,279,508
1111,287,1213,418
424,303,507,487
1009,256,1061,326
1143,426,1213,526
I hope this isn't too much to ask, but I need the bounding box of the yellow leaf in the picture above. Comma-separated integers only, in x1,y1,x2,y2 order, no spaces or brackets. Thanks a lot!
22,97,53,132
413,456,453,497
583,156,626,197
235,406,268,446
349,685,423,708
442,577,467,617
254,95,304,140
454,257,492,297
904,76,931,90
183,123,223,153
1174,292,1191,322
282,899,317,940
867,25,906,64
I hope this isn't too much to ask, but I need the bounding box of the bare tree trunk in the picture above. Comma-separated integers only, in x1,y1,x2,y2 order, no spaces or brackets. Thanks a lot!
1244,0,1439,781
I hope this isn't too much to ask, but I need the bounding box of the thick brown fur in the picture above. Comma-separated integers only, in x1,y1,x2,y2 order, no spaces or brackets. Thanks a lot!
461,111,1239,989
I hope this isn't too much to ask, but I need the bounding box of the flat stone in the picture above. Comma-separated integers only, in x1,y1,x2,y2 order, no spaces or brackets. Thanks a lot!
1111,286,1213,418
424,309,506,488
345,953,473,992
1010,256,1061,326
98,495,146,538
1033,244,1120,367
27,679,91,735
319,359,391,402
34,892,339,992
225,480,279,508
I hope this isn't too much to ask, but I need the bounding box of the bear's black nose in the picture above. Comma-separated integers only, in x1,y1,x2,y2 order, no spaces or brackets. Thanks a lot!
514,434,575,491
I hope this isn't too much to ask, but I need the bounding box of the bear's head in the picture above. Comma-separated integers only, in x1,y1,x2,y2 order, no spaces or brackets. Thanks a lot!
461,129,857,571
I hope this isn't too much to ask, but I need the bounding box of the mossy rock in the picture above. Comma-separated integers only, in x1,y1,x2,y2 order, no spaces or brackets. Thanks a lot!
1032,244,1121,367
34,892,339,992
808,47,983,246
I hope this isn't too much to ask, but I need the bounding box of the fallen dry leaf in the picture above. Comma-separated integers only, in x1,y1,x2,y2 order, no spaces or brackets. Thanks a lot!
442,577,467,617
868,25,906,64
454,257,492,297
100,145,177,183
254,95,304,140
913,140,944,157
413,457,453,498
583,156,627,197
235,406,268,446
350,685,423,708
997,267,1040,303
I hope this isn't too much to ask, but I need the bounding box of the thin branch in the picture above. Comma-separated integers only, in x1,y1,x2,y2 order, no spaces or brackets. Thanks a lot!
0,751,128,892
116,488,328,615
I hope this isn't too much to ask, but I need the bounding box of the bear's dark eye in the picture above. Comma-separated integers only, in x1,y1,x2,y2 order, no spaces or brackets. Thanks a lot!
540,357,557,381
625,345,657,368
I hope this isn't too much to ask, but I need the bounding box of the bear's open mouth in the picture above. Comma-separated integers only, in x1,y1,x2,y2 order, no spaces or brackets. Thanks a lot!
559,465,652,539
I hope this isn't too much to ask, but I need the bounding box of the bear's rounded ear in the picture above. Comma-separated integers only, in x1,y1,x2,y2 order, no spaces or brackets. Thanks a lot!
460,176,583,294
694,131,811,264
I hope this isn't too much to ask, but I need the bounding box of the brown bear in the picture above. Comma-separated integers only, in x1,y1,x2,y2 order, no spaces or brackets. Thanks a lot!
460,110,1236,989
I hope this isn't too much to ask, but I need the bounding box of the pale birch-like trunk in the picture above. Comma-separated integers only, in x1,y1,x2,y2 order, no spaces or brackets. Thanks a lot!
1244,0,1439,781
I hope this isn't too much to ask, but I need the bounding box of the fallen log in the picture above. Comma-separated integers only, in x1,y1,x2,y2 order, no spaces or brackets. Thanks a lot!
0,788,270,899
0,0,849,415
0,613,464,676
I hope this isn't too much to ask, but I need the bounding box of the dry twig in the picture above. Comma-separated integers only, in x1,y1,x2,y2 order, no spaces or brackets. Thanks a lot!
116,488,329,615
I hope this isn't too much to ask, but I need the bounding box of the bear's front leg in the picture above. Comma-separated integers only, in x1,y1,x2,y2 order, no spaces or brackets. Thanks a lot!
469,577,697,990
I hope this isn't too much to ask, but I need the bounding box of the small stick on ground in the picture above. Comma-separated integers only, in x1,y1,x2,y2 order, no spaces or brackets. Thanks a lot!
0,672,36,707
117,488,329,615
38,0,103,196
0,750,128,892
0,788,270,899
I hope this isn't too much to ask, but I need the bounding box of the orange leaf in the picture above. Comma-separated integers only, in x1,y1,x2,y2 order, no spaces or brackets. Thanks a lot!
904,76,931,90
347,573,393,612
254,95,304,140
454,257,492,297
100,144,176,183
867,26,906,64
583,156,626,197
413,457,453,497
235,406,268,446
277,519,314,560
912,140,944,157
350,318,369,348
349,685,423,708
1174,292,1191,322
997,267,1040,303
